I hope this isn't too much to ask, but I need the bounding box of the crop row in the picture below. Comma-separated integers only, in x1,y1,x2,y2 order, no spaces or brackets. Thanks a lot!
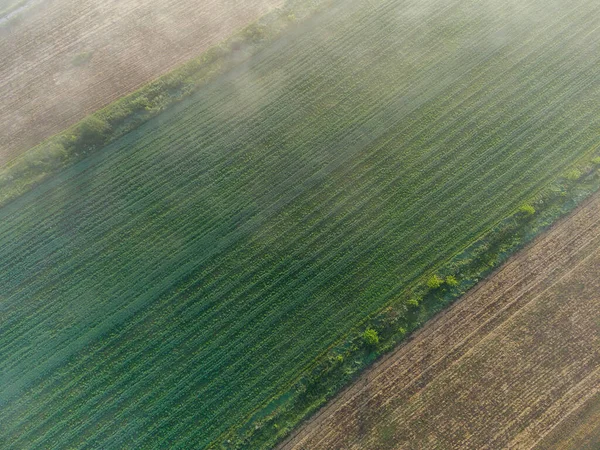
1,0,600,448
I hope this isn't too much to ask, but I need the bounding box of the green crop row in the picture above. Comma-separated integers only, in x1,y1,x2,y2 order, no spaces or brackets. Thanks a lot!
1,0,599,448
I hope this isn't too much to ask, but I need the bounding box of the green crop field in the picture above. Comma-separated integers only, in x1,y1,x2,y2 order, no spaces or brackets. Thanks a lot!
1,0,600,448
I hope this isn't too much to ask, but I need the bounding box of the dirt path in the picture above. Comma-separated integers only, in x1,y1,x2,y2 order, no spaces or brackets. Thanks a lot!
0,0,283,166
280,193,600,449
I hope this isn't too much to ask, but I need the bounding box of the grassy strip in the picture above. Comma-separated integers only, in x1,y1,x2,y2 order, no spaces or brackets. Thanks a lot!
230,154,600,449
0,0,331,208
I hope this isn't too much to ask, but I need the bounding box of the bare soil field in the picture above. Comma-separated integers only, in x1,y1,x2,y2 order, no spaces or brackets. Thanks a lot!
535,391,600,450
280,193,600,450
0,0,283,165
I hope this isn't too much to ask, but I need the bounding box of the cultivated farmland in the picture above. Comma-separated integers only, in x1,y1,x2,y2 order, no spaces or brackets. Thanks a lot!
1,0,600,448
0,0,283,165
537,392,600,450
279,192,600,450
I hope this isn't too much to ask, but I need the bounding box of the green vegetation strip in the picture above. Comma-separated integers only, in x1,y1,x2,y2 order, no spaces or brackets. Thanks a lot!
1,0,600,448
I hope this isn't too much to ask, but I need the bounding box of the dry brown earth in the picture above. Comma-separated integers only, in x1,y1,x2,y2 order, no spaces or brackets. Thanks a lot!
535,391,600,450
0,0,283,165
280,193,600,450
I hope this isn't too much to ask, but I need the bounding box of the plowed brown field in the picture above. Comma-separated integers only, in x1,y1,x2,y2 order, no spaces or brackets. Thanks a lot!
280,193,600,450
536,391,600,450
0,0,282,165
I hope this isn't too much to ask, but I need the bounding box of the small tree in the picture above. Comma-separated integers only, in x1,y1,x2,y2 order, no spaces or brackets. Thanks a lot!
427,275,444,290
74,116,111,149
363,328,379,347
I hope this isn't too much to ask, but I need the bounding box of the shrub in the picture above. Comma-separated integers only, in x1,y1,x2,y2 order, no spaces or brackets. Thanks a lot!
427,275,444,290
243,23,267,43
74,116,111,148
445,275,459,287
565,169,583,181
405,297,420,308
519,204,536,216
362,328,379,347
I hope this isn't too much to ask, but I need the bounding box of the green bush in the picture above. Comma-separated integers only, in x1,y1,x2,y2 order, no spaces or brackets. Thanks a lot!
519,203,536,216
73,116,111,149
445,275,459,287
405,297,420,308
362,328,379,347
243,23,268,43
565,168,583,181
426,275,444,290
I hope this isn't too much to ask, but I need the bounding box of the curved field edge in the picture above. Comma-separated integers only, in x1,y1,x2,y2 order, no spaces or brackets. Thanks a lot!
255,156,600,449
277,181,600,450
0,0,331,208
1,0,600,448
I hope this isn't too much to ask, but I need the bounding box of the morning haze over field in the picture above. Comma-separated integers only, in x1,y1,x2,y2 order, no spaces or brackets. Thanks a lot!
0,0,283,164
0,0,599,448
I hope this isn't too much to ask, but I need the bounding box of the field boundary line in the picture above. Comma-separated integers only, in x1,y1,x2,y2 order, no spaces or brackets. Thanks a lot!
317,212,600,449
279,192,600,449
